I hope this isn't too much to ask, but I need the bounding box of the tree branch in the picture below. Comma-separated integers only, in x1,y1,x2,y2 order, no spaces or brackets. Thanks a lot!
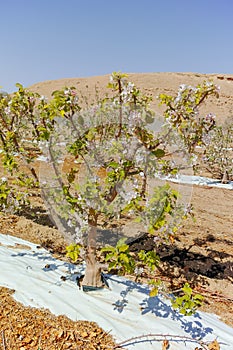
114,333,212,349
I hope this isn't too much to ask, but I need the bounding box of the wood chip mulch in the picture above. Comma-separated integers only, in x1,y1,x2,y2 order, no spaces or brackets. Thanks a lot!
0,287,116,350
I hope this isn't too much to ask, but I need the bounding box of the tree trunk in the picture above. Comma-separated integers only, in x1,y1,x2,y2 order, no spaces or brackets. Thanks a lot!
221,170,229,184
82,218,103,288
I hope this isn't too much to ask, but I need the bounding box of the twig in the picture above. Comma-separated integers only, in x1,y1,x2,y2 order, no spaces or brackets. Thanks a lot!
113,333,211,349
1,330,7,350
195,286,233,303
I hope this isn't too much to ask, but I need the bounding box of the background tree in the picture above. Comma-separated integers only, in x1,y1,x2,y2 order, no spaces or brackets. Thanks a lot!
202,120,233,183
0,84,53,212
159,81,220,171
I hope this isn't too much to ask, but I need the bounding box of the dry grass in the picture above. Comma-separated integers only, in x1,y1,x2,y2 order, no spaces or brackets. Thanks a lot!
0,287,115,350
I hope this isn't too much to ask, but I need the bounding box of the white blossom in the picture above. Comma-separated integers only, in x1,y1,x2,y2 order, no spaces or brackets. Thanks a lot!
134,267,144,275
4,106,11,115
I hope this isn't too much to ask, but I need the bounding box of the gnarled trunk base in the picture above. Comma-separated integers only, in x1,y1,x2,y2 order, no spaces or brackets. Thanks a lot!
81,221,104,290
82,246,103,289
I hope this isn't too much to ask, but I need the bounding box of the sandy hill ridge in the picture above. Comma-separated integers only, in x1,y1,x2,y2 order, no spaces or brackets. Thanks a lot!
29,72,233,124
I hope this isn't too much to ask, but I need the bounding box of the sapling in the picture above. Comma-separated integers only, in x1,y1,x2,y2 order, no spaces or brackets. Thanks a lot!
159,81,220,172
0,74,217,315
0,84,54,212
203,120,233,182
41,73,191,289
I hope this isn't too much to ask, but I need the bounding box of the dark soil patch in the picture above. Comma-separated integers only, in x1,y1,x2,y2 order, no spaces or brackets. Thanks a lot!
127,233,232,280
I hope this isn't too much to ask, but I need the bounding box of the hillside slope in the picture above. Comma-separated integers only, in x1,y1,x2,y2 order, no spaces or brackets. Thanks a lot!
29,72,233,123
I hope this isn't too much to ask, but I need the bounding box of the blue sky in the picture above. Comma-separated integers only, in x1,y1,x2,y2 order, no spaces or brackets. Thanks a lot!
1,0,233,92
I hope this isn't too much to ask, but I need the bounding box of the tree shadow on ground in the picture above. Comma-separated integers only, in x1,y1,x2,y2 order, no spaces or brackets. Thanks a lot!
10,247,84,286
128,232,233,281
107,275,214,339
17,206,55,228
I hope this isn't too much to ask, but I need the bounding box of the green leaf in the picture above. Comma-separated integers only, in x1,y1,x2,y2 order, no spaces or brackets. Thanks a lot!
182,283,192,296
116,238,128,248
152,148,165,158
149,287,158,297
119,253,129,263
65,243,81,262
105,253,114,261
101,246,115,253
108,161,119,169
15,83,23,89
109,261,117,270
118,244,129,252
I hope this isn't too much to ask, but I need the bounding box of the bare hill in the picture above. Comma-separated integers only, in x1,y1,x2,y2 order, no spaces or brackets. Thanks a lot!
29,72,233,124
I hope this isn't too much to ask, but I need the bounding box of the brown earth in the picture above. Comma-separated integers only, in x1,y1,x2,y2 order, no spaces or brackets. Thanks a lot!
0,72,233,349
